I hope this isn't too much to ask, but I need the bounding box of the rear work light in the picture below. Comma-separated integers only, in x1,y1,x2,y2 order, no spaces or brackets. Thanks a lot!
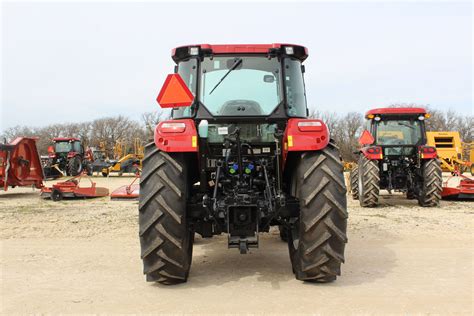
297,121,323,132
189,47,199,56
285,46,294,55
160,122,186,133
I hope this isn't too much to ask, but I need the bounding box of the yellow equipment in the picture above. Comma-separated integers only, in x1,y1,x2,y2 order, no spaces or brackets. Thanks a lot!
343,161,355,171
464,142,474,176
376,130,404,143
102,138,144,177
426,131,472,174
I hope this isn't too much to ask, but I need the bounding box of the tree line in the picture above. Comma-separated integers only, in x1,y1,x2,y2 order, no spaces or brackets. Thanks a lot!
1,116,147,157
2,105,472,162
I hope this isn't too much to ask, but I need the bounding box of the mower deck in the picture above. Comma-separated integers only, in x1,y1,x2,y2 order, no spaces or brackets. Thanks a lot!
442,176,474,200
41,174,109,201
110,174,140,200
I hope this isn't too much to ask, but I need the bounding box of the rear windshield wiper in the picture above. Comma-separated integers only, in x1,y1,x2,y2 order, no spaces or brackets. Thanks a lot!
209,58,242,95
398,122,414,129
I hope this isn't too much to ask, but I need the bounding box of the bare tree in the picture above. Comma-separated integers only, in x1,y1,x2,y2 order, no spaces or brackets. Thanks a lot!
1,107,471,160
142,109,171,140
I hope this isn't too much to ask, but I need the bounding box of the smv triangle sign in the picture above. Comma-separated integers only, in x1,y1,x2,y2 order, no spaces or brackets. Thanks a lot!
156,74,194,108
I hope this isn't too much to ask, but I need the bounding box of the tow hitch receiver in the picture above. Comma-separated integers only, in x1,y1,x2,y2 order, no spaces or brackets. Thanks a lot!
227,205,259,254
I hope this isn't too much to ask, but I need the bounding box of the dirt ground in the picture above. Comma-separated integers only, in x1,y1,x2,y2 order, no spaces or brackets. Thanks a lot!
1,174,472,314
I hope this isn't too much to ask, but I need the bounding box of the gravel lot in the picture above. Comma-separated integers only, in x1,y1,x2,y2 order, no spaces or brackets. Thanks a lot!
1,175,472,314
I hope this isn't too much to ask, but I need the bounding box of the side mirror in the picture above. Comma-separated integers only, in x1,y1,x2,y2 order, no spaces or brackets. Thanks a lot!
47,146,54,154
156,74,194,108
358,129,375,146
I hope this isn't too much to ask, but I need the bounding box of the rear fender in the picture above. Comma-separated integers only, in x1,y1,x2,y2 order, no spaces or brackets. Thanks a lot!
418,145,437,159
154,119,198,152
282,118,330,168
283,118,329,151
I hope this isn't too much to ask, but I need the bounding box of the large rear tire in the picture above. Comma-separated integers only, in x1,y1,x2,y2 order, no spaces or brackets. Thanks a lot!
67,156,82,176
350,165,359,200
288,143,348,282
139,143,193,285
358,155,380,207
417,159,442,207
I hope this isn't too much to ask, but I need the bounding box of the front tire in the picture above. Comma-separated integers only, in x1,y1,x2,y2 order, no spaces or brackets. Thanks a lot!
417,159,442,207
288,143,348,282
139,143,194,285
358,156,380,207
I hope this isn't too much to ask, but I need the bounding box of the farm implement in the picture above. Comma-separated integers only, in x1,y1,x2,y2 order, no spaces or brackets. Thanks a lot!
441,174,474,200
426,131,473,175
110,173,140,200
0,137,44,191
41,173,109,201
101,139,143,177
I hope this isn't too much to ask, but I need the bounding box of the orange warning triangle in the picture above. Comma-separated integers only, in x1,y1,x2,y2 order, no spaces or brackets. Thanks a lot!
358,129,375,146
156,74,194,108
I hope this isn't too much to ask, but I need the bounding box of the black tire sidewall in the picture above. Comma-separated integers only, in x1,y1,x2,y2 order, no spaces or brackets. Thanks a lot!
51,189,63,201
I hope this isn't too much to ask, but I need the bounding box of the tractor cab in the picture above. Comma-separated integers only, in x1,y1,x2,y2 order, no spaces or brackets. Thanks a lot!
52,138,84,155
365,108,429,158
167,44,308,120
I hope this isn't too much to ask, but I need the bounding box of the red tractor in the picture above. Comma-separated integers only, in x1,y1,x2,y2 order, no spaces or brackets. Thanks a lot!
350,107,442,207
44,137,93,177
139,44,348,285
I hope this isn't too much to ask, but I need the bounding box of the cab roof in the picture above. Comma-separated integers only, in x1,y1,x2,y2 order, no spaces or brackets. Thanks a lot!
53,137,80,142
365,107,427,118
171,43,308,63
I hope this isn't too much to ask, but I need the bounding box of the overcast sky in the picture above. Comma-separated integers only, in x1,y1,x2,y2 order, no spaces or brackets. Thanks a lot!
1,1,472,131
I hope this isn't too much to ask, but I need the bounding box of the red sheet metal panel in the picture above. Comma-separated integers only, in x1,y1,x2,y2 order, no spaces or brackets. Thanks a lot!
365,107,427,117
0,137,44,191
110,184,140,200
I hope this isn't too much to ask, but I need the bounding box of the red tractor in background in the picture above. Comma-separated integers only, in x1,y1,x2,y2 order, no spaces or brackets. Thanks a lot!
139,44,348,285
350,107,442,207
43,137,93,178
